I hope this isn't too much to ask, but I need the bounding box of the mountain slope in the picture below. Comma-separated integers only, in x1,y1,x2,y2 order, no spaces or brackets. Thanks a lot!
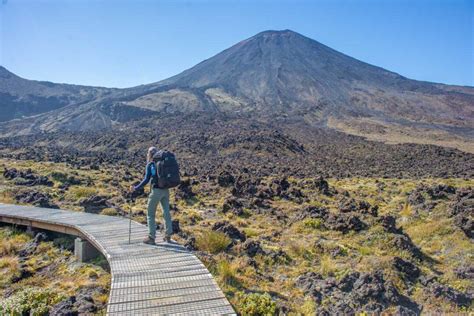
0,66,115,122
0,30,473,152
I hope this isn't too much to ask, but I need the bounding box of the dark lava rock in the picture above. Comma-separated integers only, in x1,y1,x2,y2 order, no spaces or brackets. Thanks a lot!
408,184,456,212
241,239,263,257
251,197,271,209
393,305,419,316
393,257,420,282
212,221,246,242
50,297,78,316
338,197,378,216
270,177,290,195
294,205,328,221
255,185,275,200
172,220,181,234
74,288,98,314
10,264,32,283
454,265,474,280
4,167,54,187
1,113,473,180
231,176,258,197
294,272,324,300
450,187,473,239
184,236,197,251
379,215,402,234
425,280,473,307
15,190,59,209
295,270,420,314
222,197,244,214
426,184,456,199
217,170,235,187
312,176,332,195
3,167,19,179
392,234,423,260
79,195,110,214
175,179,196,200
18,232,48,258
454,214,473,239
337,272,360,292
451,187,474,216
408,190,426,207
352,271,387,304
325,212,367,233
264,248,291,264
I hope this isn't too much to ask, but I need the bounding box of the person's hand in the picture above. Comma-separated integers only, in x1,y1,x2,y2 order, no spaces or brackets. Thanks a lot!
129,185,135,192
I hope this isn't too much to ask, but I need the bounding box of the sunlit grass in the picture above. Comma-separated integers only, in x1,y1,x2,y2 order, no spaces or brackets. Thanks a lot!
195,230,231,254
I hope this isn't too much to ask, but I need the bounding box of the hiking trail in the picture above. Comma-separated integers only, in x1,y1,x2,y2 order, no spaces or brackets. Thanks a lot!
0,203,235,315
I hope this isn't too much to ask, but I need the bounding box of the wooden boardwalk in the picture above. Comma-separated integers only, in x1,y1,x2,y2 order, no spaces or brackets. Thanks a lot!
0,203,235,315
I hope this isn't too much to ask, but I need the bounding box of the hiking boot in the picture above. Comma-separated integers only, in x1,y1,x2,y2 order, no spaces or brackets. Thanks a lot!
164,235,171,243
143,236,155,245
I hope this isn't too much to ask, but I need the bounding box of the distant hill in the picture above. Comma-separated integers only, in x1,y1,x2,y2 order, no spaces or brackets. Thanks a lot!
1,30,473,152
0,66,115,122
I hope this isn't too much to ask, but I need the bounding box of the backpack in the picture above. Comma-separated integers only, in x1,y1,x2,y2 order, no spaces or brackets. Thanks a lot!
151,150,181,189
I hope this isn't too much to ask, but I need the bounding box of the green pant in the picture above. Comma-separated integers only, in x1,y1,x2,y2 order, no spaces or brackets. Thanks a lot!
147,188,172,239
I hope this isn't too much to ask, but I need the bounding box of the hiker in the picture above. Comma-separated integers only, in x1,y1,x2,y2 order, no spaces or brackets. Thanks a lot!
130,147,180,245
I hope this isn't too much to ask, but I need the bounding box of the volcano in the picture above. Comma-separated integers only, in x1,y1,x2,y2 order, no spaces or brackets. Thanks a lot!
1,30,473,152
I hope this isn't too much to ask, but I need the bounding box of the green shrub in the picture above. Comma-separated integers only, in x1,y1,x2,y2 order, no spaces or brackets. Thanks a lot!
237,292,276,316
195,230,231,254
0,287,65,315
303,218,324,229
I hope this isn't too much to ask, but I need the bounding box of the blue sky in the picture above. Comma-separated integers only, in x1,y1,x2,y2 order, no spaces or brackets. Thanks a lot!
1,0,472,88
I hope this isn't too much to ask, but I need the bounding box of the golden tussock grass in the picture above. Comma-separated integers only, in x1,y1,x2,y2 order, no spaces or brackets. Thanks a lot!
195,230,231,254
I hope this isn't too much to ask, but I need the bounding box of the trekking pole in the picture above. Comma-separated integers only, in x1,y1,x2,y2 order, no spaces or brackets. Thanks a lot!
128,197,133,244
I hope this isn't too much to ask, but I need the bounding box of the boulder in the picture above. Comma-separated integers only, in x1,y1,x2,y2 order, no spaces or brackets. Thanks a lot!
325,213,367,233
294,205,328,222
175,179,196,200
295,270,420,314
217,171,235,187
50,297,78,316
241,239,263,257
212,221,246,242
79,195,110,214
312,176,331,195
392,257,420,282
379,215,401,234
15,191,59,209
423,278,473,307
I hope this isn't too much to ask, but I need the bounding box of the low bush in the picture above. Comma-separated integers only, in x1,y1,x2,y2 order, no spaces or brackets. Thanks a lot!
0,287,65,315
303,218,324,229
237,292,276,316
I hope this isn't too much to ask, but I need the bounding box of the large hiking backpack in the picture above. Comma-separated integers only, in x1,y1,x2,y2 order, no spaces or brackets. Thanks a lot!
151,150,181,189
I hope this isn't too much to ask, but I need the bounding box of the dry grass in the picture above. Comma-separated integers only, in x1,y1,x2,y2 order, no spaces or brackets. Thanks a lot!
195,230,231,254
399,202,413,217
67,186,97,200
217,260,240,287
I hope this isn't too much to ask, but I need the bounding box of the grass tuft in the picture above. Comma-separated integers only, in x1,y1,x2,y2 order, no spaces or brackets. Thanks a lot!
196,230,231,254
